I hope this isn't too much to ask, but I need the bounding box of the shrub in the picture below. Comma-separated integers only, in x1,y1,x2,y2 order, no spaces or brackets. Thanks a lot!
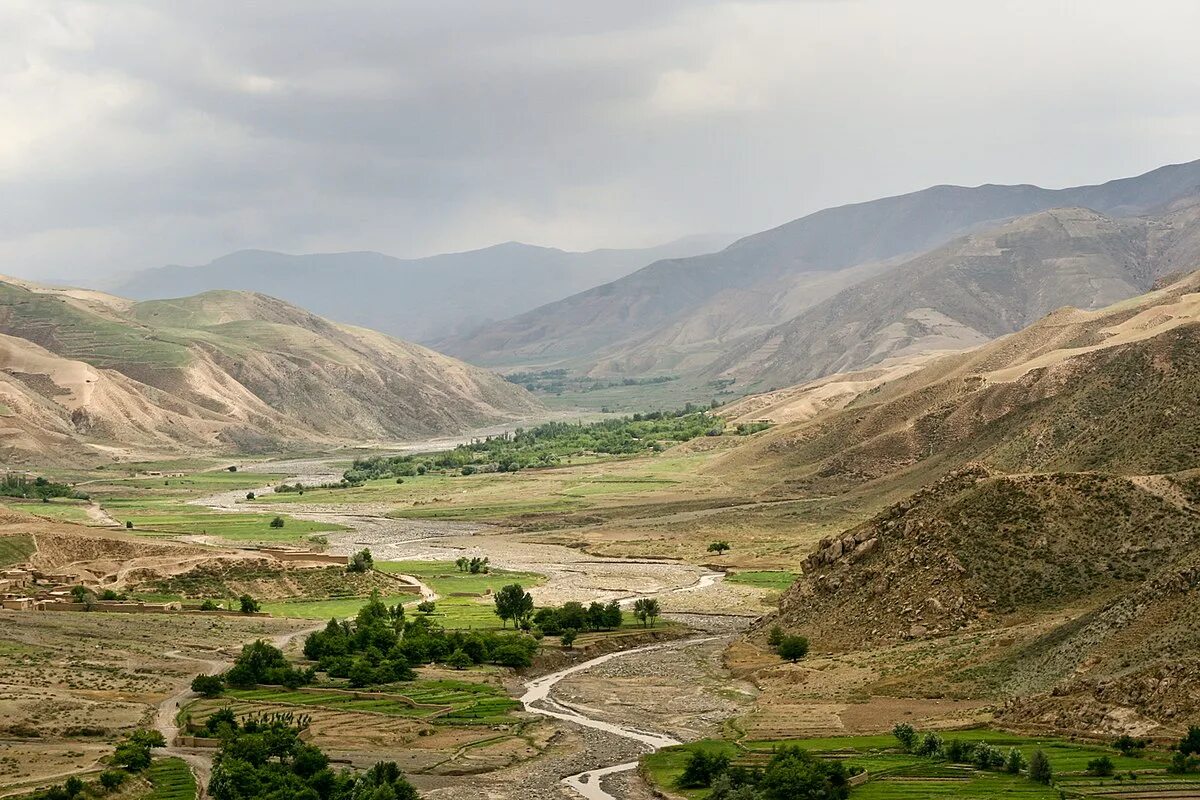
560,629,578,649
915,732,944,758
269,516,285,529
446,650,472,670
777,635,809,662
239,594,261,614
1114,735,1148,755
416,600,436,614
125,521,133,529
1087,755,1114,777
767,625,784,648
347,548,374,573
1005,747,1026,774
200,599,221,611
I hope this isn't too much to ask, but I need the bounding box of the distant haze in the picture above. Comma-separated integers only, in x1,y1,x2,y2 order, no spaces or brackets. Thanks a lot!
4,1,1200,281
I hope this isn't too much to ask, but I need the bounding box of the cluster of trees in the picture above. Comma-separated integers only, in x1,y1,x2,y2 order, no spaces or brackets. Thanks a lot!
677,745,854,800
343,408,720,479
32,730,166,799
207,717,420,800
531,599,623,636
302,592,539,686
632,597,661,627
766,626,809,662
1,473,84,501
892,725,1052,785
225,640,316,689
454,556,489,574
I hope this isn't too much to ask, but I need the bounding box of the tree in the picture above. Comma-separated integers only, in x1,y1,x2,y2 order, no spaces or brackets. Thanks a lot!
455,557,469,573
1114,735,1148,756
347,548,374,573
246,491,255,500
602,600,623,630
98,770,126,790
757,746,850,800
767,625,785,648
269,516,285,529
892,723,917,752
1028,749,1053,784
70,585,90,603
200,599,221,611
777,635,809,662
633,597,660,627
125,521,133,529
239,594,261,614
1087,755,1114,776
446,649,472,670
493,583,534,628
192,673,225,697
417,600,436,615
1005,747,1026,774
707,541,731,556
677,749,732,788
1181,726,1200,756
560,629,578,649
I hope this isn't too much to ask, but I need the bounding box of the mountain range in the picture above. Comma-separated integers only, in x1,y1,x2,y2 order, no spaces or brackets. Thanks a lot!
107,235,735,344
0,277,540,464
438,159,1200,394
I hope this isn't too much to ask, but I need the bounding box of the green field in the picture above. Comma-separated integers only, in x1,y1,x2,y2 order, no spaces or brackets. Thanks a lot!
145,756,197,800
376,560,545,595
3,499,93,524
0,533,36,566
222,679,520,725
261,593,422,620
643,730,1175,800
725,570,799,592
100,498,343,543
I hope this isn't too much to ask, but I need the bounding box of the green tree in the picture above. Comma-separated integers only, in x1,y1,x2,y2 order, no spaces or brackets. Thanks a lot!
269,516,285,529
1028,749,1053,784
446,649,472,670
200,598,221,611
1005,747,1026,774
239,594,261,614
707,541,731,556
892,723,917,752
633,597,660,627
417,600,436,615
560,629,578,649
1181,726,1200,756
1087,755,1114,776
777,635,809,662
98,770,126,790
347,548,374,573
493,583,534,628
677,749,732,788
246,491,255,500
191,673,225,697
767,625,784,648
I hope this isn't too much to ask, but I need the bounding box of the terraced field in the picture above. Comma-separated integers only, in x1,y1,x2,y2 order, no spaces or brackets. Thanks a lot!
0,533,36,566
101,498,344,543
145,757,197,800
643,730,1177,800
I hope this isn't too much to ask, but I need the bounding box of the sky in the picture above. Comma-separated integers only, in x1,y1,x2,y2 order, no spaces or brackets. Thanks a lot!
4,0,1200,283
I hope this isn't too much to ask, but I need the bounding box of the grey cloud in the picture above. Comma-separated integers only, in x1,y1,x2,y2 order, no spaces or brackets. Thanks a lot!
3,0,1200,281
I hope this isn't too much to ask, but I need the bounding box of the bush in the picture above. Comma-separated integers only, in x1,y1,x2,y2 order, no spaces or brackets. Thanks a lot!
915,732,944,759
767,625,784,648
1114,734,1148,755
347,548,374,574
200,599,221,611
1005,747,1026,774
416,600,436,614
191,673,225,697
239,594,261,614
446,649,472,670
560,629,578,649
1087,755,1115,777
269,516,285,529
125,521,133,529
777,635,809,662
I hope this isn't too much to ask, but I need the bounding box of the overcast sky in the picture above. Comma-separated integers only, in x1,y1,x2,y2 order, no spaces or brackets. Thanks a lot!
4,0,1200,282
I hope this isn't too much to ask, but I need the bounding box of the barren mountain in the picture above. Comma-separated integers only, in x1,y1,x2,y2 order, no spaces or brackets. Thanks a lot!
0,278,541,464
714,199,1200,390
109,235,736,344
440,159,1200,381
735,272,1200,734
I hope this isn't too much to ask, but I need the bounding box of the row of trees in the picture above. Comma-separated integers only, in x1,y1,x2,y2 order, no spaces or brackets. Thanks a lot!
892,725,1052,784
343,409,720,480
531,599,623,636
0,472,83,500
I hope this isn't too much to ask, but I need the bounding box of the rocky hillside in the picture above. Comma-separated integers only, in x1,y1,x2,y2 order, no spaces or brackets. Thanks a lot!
746,273,1200,734
0,277,541,464
439,159,1200,379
